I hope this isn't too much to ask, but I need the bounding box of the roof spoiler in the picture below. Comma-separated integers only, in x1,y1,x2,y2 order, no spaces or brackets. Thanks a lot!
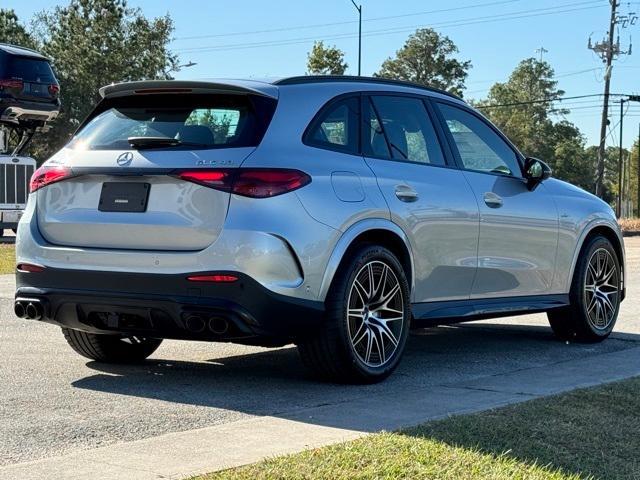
99,80,278,100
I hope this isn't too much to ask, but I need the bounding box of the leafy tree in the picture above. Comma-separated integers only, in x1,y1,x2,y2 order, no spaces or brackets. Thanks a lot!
584,145,621,204
307,41,348,75
551,122,593,191
476,58,608,193
476,58,564,162
27,0,178,160
0,9,36,49
375,28,471,97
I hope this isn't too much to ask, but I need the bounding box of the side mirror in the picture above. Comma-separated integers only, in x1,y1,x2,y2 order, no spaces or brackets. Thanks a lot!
524,157,551,190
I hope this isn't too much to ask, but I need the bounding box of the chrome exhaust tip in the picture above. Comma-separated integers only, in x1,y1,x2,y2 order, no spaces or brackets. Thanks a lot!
25,302,42,320
14,301,26,319
208,316,229,335
185,315,206,333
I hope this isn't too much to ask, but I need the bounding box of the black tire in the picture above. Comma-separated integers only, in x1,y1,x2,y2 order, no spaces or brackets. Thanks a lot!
548,235,621,342
62,328,162,363
298,245,411,384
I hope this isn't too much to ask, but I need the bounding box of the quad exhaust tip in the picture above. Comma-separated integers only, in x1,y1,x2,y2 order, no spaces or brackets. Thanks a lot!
14,301,26,318
14,300,43,320
184,315,206,333
208,316,229,335
183,313,230,335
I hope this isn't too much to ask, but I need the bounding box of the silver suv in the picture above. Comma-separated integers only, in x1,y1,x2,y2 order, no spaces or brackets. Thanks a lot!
14,77,625,383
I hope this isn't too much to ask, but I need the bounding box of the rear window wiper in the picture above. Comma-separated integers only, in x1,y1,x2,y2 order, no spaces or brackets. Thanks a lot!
127,136,180,149
127,137,213,149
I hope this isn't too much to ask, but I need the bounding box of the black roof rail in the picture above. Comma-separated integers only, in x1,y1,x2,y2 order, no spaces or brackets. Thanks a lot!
272,75,462,100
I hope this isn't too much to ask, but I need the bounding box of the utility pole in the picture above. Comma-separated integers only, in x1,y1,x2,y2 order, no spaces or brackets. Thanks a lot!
350,0,362,76
637,123,640,217
535,46,548,62
589,0,626,198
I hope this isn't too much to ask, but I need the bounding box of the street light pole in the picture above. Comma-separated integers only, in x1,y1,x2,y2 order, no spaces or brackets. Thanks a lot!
350,0,362,76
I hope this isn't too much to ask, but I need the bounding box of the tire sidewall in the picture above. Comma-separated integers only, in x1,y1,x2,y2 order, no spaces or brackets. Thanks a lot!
331,245,411,380
572,236,621,339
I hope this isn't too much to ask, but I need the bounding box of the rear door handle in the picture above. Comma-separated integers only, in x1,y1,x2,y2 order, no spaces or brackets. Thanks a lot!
483,192,503,208
395,185,419,202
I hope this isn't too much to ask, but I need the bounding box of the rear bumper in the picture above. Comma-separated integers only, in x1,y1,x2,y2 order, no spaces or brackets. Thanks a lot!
0,98,60,123
15,268,325,345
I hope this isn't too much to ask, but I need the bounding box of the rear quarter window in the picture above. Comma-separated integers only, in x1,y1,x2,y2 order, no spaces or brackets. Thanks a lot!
304,96,360,154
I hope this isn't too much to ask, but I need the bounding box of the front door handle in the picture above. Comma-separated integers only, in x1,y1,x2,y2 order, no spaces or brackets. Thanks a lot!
395,185,419,202
483,192,503,208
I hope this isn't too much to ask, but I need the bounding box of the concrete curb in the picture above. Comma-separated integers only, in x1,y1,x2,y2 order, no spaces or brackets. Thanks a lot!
2,345,639,480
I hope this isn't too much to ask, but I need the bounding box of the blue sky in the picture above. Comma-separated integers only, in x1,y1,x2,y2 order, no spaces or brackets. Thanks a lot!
7,0,640,149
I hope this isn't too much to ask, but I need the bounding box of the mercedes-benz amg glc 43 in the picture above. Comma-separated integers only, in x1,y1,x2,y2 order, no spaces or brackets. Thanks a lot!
14,77,625,383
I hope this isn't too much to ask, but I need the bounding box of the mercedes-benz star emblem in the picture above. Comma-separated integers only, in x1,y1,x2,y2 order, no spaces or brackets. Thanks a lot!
116,152,133,166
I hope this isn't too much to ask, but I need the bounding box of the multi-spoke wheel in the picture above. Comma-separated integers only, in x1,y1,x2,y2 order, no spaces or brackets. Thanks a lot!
584,248,619,331
548,235,621,342
298,245,410,383
62,328,162,363
347,261,404,367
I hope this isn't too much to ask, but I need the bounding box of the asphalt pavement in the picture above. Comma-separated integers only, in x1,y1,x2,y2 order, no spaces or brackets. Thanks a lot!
1,237,639,479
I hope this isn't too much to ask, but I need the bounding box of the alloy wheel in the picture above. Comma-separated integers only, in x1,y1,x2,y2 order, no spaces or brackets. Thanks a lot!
584,248,619,331
347,260,405,367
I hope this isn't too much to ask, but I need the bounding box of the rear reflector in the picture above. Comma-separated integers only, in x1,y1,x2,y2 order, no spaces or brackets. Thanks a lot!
30,165,74,193
187,274,238,283
177,169,310,198
16,263,45,273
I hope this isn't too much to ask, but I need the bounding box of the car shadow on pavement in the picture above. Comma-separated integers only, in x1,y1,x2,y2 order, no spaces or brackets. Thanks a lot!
71,322,640,431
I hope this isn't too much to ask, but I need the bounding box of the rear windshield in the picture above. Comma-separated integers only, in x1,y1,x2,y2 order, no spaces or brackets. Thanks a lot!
69,93,277,150
0,53,56,83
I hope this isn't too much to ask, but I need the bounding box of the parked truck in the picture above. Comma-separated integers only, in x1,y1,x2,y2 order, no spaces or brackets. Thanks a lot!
0,43,60,236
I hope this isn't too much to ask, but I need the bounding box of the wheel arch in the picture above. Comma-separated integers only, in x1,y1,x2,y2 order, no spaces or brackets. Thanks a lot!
318,219,415,302
568,220,625,297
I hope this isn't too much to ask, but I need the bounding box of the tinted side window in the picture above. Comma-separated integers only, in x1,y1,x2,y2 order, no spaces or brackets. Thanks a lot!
306,96,360,153
437,103,521,177
369,96,445,165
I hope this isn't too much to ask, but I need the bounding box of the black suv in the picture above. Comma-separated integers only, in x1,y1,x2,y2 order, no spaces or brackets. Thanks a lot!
0,43,60,126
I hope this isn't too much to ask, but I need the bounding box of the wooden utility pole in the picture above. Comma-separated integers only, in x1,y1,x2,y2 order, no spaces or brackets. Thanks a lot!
637,123,640,216
590,1,619,198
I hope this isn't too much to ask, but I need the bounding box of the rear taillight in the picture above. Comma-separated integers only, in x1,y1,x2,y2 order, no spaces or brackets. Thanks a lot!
0,78,24,89
48,84,60,95
176,169,311,198
30,165,74,193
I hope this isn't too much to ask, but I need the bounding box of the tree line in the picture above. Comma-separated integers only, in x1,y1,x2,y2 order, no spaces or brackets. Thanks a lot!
1,2,636,213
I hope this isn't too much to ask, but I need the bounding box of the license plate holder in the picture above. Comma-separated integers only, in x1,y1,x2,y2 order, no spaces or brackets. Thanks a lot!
99,182,150,213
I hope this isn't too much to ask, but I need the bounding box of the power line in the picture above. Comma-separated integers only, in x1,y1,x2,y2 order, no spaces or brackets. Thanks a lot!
176,1,607,54
173,0,528,41
477,93,627,109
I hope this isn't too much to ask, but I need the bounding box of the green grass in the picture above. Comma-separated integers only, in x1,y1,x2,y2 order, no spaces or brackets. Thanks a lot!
0,244,15,274
197,377,640,480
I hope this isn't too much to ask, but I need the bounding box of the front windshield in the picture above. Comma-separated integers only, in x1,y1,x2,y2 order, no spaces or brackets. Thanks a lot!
69,94,274,150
